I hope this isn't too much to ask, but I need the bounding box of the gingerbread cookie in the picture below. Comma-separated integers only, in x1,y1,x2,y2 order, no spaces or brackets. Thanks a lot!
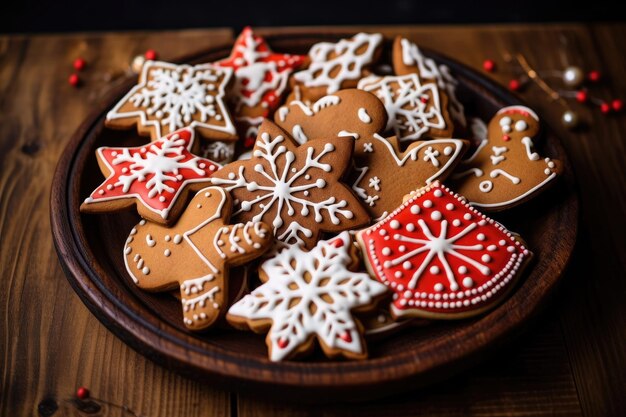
358,73,454,142
274,89,387,144
356,182,532,319
227,232,388,361
449,106,562,210
288,33,383,103
392,37,466,128
199,140,236,164
124,186,272,331
215,27,307,120
210,120,369,249
81,128,221,225
106,61,237,141
351,134,468,220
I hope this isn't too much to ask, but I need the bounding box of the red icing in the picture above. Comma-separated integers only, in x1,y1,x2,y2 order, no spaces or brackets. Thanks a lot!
277,339,288,349
86,128,220,219
358,183,530,317
340,332,352,343
215,27,307,115
502,135,511,142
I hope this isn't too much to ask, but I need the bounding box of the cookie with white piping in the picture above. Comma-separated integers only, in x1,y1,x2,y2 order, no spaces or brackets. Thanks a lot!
80,128,221,225
210,120,370,249
274,89,387,145
448,105,562,211
123,186,272,331
357,73,454,142
287,33,383,104
105,60,237,142
356,182,533,320
227,232,388,361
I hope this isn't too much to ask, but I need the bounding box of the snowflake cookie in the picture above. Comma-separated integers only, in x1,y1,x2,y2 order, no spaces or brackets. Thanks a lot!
356,182,533,319
392,36,466,128
124,186,272,331
288,33,383,103
215,27,307,120
358,73,454,142
81,128,220,225
448,106,562,211
106,61,237,141
210,120,370,249
227,232,388,361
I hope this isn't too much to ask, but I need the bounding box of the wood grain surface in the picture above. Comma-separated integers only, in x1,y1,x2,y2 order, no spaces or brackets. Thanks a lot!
2,24,625,416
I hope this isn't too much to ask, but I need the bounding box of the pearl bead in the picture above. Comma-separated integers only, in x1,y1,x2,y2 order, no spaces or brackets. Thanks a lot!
563,66,584,87
131,55,146,73
562,110,579,129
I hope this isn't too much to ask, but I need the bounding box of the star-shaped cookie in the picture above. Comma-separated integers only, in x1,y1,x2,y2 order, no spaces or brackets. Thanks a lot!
124,186,272,330
448,105,562,210
106,61,237,141
81,128,221,225
227,232,388,361
210,120,369,249
215,27,308,120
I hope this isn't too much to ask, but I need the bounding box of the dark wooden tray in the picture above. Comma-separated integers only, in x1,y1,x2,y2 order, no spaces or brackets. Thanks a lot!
50,32,578,402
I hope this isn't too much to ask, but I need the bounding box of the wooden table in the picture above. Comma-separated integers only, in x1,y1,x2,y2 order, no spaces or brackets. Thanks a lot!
1,24,625,417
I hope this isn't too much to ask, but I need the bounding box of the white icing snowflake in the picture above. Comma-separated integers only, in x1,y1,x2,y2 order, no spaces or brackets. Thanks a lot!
211,131,356,247
200,140,235,163
228,232,388,361
107,61,235,138
294,33,383,94
358,73,446,142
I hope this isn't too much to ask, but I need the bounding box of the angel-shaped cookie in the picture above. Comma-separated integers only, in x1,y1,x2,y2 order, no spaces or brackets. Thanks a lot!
448,106,561,210
123,186,272,331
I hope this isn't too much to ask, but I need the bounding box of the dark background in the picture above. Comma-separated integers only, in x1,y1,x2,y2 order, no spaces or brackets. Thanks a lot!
0,0,621,33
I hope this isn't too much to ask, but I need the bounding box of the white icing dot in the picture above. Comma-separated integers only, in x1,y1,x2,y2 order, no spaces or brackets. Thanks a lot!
463,277,474,288
446,203,454,210
197,204,202,209
481,254,491,262
458,266,468,274
487,245,497,251
443,146,453,156
423,200,433,208
434,283,444,292
390,220,401,229
398,245,406,252
477,233,486,241
142,267,150,275
173,234,182,244
464,213,472,220
98,190,104,195
382,247,391,256
394,271,403,278
434,190,443,198
379,229,387,236
452,219,461,227
515,120,528,131
431,211,442,221
404,290,413,298
410,205,420,214
406,223,415,232
165,235,171,242
429,266,440,274
402,261,413,270
159,196,166,202
164,249,171,257
507,246,516,253
499,239,506,246
139,220,146,226
106,184,114,190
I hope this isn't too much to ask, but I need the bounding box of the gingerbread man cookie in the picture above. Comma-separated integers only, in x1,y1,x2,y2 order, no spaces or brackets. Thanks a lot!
80,128,221,225
351,134,468,220
358,73,454,142
106,61,237,141
227,232,388,361
448,106,562,210
392,36,466,128
356,182,532,319
274,89,387,144
288,33,383,103
210,120,369,249
124,186,272,331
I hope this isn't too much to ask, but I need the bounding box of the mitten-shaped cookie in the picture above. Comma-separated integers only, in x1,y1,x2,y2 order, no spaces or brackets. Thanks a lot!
449,106,561,210
123,186,272,330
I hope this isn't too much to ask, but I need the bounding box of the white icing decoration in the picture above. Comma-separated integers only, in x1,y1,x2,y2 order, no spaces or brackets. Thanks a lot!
291,124,309,145
521,136,540,161
146,234,156,247
358,108,372,124
294,33,383,94
227,232,387,361
490,169,521,184
338,130,360,140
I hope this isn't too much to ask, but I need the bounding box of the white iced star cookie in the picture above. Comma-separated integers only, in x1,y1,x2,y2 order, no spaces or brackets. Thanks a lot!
106,61,237,142
227,232,388,361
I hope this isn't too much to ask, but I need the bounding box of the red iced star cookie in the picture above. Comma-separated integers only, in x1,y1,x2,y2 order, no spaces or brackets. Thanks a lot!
356,182,532,319
215,27,308,120
81,128,221,225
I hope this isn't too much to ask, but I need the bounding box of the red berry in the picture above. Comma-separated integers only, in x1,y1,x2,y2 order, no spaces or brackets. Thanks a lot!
588,70,601,82
68,73,80,87
483,59,496,72
611,99,623,112
508,79,521,91
575,90,588,103
144,49,158,60
73,58,86,71
600,102,611,114
76,387,90,399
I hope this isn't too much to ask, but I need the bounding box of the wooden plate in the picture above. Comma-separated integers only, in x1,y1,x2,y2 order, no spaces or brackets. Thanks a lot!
50,33,578,402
